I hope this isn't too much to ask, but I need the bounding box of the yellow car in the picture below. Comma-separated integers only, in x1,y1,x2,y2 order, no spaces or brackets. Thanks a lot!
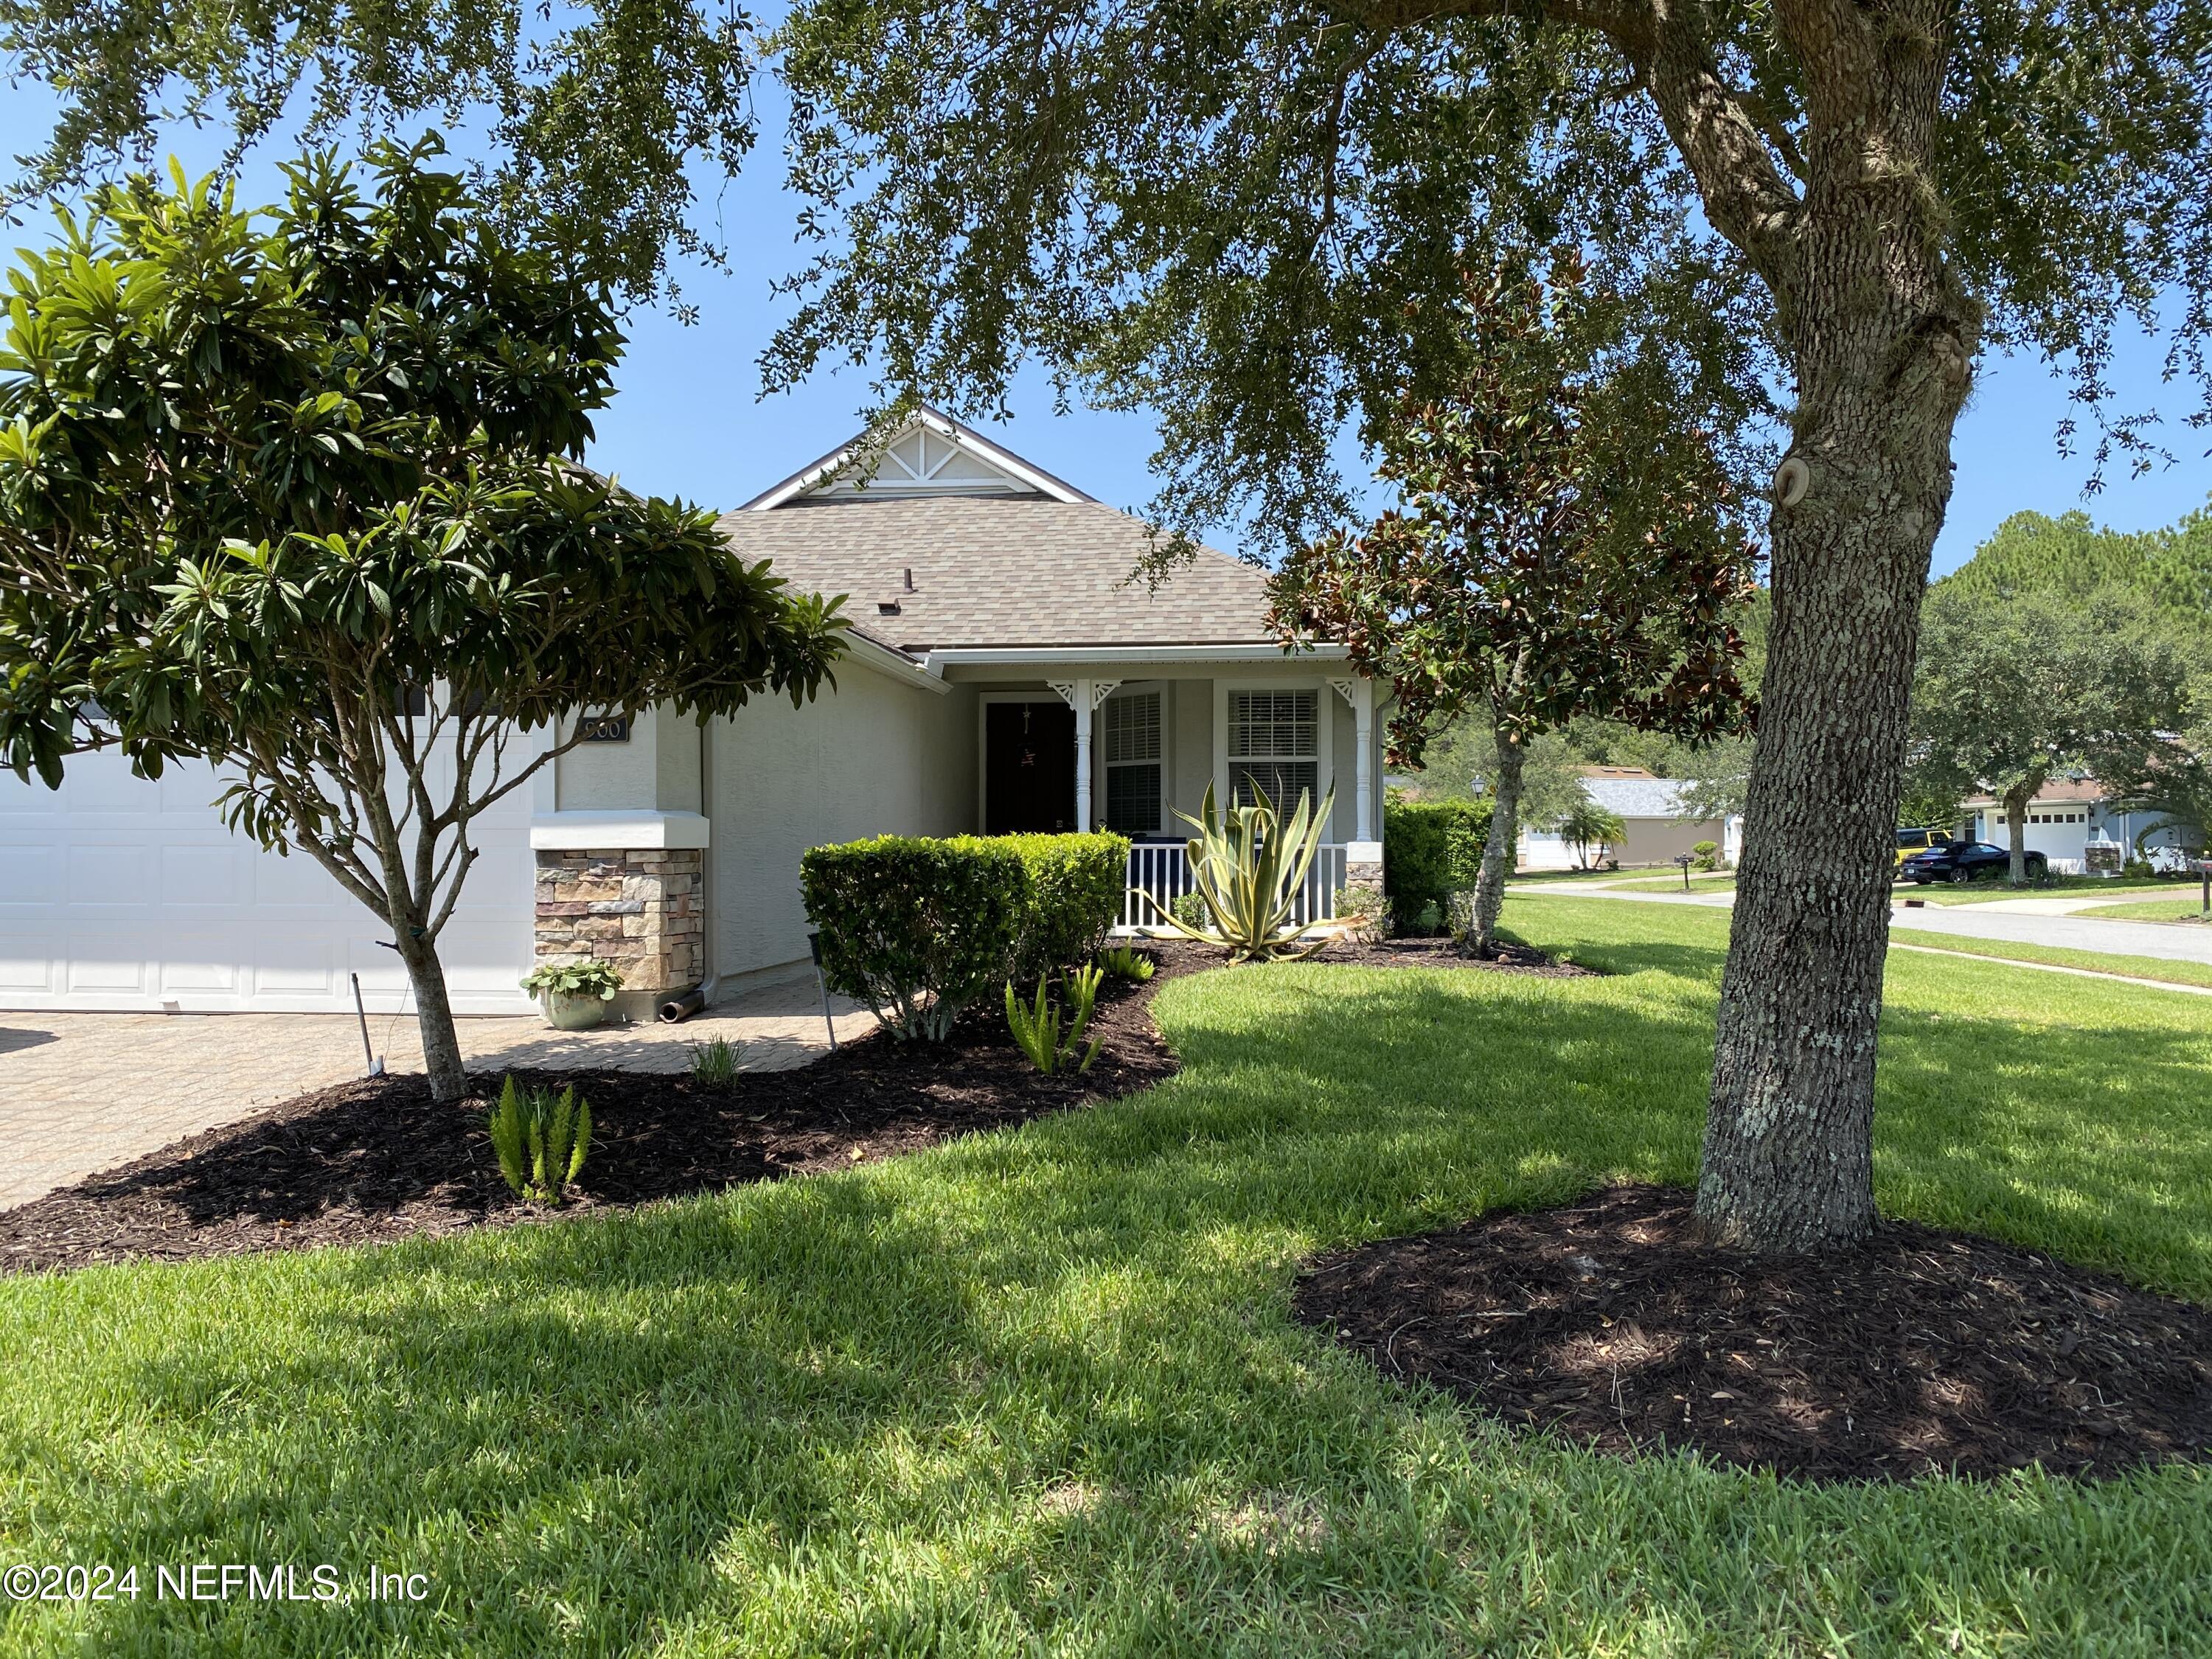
1895,827,1952,865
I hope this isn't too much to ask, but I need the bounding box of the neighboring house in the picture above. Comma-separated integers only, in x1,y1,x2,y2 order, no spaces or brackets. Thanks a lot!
1519,767,1739,870
1955,778,2194,874
0,408,1383,1015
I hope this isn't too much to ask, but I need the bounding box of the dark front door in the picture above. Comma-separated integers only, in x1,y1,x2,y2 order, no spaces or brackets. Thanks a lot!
985,700,1077,832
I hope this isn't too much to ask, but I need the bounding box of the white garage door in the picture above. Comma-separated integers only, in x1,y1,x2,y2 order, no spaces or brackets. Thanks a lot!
0,748,536,1014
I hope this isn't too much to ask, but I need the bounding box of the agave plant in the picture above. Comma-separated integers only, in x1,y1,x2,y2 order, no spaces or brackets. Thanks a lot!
1005,962,1107,1075
1141,780,1336,962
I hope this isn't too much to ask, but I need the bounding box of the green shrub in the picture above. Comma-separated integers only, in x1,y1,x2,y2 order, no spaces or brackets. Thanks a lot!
487,1076,591,1205
1098,944,1155,982
519,959,624,999
688,1036,742,1085
1385,797,1495,931
1004,832,1130,976
801,835,1029,1041
1005,964,1106,1075
1169,891,1211,932
1691,839,1719,872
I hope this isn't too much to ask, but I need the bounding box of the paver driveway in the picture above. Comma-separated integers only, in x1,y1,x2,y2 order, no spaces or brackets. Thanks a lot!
0,976,877,1211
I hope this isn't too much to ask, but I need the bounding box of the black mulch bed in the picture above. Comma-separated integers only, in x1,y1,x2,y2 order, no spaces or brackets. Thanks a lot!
1,949,1203,1276
1293,1184,2212,1481
1310,936,1596,976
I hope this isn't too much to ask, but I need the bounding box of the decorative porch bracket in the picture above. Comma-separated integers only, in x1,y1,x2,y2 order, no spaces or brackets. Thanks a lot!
1048,679,1121,831
1327,676,1379,846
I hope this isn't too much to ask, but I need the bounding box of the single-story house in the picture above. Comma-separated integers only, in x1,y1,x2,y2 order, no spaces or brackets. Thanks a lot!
1955,779,2195,874
1,408,1383,1015
1517,767,1740,870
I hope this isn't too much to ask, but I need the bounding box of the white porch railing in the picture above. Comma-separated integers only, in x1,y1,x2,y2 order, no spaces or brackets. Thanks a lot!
1119,843,1349,931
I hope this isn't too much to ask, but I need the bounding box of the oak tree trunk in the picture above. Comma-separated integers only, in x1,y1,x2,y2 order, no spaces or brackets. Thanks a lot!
1697,176,1976,1251
2004,782,2034,886
1465,730,1523,956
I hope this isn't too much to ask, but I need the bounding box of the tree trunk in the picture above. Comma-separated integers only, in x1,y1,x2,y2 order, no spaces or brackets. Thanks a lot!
2004,783,2032,886
1697,184,1976,1251
392,922,469,1103
1465,729,1523,955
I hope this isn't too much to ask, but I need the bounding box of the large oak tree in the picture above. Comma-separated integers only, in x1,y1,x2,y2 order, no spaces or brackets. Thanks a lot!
754,0,2211,1251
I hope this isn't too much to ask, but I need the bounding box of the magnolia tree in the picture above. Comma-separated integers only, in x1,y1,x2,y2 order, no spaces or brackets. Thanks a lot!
0,145,844,1102
1273,263,1758,954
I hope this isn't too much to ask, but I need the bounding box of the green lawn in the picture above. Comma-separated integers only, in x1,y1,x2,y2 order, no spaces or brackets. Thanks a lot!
1605,872,1736,894
3,899,2209,1655
2076,897,2212,923
1891,926,2212,991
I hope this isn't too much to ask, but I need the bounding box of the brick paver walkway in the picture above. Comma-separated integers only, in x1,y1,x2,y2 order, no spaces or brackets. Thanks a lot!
1,977,878,1211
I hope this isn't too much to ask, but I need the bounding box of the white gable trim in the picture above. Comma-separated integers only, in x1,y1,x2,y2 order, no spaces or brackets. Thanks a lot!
743,406,1092,511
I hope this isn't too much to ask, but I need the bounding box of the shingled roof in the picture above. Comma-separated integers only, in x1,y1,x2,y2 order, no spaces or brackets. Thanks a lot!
714,409,1277,655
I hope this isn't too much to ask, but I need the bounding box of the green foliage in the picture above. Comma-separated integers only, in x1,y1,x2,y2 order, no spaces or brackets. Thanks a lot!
1556,801,1628,868
1898,782,1966,833
801,835,1029,1041
485,1076,591,1206
1168,891,1211,933
1944,502,2212,623
1412,723,1588,827
1141,780,1335,963
520,960,625,1001
1274,260,1761,772
688,1037,742,1086
1691,841,1719,872
1908,582,2197,874
0,15,759,308
1383,796,1495,925
1004,964,1105,1077
769,1,2212,548
1003,832,1130,978
1096,945,1155,983
0,143,842,1101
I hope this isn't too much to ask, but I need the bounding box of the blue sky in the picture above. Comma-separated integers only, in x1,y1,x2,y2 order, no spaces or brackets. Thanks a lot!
4,83,2204,577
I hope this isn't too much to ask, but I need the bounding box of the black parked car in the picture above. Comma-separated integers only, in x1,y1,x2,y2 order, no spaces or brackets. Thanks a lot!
1899,840,2047,884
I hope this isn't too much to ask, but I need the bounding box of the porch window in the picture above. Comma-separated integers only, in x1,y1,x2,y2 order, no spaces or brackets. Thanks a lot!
1103,690,1164,834
1228,689,1319,810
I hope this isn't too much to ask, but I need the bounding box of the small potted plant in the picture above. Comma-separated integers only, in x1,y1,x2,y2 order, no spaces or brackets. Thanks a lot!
521,959,625,1030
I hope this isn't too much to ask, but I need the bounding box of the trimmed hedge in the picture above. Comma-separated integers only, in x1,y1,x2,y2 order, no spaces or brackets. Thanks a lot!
800,835,1029,1041
1385,796,1496,929
1005,832,1131,977
799,830,1131,1040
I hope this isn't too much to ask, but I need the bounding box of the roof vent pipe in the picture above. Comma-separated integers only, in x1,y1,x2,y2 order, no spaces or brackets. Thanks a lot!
902,566,915,591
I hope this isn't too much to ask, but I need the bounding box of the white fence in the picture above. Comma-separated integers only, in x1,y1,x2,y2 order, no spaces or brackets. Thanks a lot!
1119,842,1349,931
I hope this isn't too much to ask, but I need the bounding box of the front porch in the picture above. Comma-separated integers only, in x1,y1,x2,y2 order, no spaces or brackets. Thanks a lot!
929,650,1385,931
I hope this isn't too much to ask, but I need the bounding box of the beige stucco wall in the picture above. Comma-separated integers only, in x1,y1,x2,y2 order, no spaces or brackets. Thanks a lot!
708,667,977,981
1613,816,1728,868
556,708,664,810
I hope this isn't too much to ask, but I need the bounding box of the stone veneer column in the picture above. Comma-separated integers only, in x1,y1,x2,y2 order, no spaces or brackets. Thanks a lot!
533,846,703,1020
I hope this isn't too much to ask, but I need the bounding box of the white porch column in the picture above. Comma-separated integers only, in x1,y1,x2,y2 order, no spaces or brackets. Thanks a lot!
1352,675,1376,843
1048,679,1119,830
1072,677,1093,830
